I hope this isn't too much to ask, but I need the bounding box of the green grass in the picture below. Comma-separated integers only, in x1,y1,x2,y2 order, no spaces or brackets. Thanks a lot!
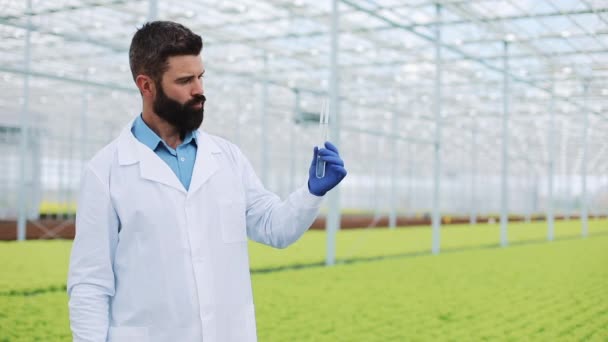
248,218,608,270
253,235,608,341
0,240,71,293
1,219,607,341
0,293,70,342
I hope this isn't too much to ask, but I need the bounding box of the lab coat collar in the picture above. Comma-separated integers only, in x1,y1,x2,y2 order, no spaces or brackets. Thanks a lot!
117,116,140,166
117,116,221,195
188,129,220,196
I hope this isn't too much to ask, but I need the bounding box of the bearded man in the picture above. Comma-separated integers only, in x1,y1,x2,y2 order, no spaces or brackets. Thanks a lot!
67,21,346,342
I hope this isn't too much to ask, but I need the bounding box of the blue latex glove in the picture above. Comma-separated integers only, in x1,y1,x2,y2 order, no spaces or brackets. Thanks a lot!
308,141,347,196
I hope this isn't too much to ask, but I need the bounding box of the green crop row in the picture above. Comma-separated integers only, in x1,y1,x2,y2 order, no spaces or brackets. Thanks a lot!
0,241,72,294
247,218,608,270
1,233,606,341
253,235,608,341
0,293,70,342
1,219,606,293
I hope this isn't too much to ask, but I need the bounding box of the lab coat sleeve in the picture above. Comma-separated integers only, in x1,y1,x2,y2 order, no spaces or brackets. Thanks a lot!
67,165,119,341
239,149,323,248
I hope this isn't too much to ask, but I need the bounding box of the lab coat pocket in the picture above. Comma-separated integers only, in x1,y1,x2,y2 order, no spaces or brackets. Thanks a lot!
107,326,149,342
219,200,247,243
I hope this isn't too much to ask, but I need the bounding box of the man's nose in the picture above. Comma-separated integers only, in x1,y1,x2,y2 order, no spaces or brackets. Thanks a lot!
192,78,204,96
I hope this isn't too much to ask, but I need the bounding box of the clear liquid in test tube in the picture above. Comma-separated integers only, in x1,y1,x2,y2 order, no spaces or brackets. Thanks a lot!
316,99,329,178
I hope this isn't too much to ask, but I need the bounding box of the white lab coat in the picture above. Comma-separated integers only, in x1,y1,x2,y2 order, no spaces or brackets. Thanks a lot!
67,119,323,342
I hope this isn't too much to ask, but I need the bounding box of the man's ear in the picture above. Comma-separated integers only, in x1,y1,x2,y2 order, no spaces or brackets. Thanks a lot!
135,75,155,98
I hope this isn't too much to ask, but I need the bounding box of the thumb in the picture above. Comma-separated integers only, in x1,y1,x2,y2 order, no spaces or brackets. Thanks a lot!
310,146,318,167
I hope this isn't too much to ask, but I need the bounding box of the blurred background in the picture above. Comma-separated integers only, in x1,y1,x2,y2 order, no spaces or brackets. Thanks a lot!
1,0,607,341
1,0,607,241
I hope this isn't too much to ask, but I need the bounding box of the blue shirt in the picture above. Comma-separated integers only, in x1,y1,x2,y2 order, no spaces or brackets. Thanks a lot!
131,115,198,190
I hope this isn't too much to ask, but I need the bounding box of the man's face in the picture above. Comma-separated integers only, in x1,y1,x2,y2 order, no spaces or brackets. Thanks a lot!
153,55,206,135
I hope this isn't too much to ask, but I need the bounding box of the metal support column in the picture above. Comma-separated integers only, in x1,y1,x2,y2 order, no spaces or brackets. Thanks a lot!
562,121,571,220
604,175,608,219
234,97,242,146
326,0,341,266
407,142,414,218
372,139,380,215
62,118,71,218
500,40,510,247
148,0,158,21
389,110,398,229
17,0,33,241
547,82,556,241
581,81,590,237
431,3,443,254
80,85,89,166
470,117,477,225
290,90,300,192
525,173,533,223
261,51,269,186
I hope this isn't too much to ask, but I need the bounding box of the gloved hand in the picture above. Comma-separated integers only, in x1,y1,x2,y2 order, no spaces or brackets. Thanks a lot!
308,141,347,196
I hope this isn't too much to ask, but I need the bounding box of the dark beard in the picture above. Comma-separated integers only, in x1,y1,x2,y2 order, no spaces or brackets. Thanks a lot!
153,84,206,137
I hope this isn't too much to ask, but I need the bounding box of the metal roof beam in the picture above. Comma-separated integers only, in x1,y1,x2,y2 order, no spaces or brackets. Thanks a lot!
340,0,605,120
0,19,124,52
0,0,135,20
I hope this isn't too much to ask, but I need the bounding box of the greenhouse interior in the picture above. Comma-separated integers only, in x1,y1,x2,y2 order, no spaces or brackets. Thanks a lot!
2,1,608,341
1,0,607,255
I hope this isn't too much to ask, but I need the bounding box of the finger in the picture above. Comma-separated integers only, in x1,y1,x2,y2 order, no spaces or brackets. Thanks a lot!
328,164,347,180
324,141,339,154
319,155,344,166
310,146,318,166
317,148,338,157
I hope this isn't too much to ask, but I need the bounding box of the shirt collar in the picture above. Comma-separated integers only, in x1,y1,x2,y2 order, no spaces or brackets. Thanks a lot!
183,128,198,147
131,114,198,151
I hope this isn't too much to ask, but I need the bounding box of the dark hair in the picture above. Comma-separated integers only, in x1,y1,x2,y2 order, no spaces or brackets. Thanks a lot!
129,21,203,83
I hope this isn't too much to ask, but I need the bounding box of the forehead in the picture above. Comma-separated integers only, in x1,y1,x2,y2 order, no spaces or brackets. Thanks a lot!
165,55,204,75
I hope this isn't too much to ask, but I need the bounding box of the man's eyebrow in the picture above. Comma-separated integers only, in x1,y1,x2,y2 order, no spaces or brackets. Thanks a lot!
176,75,195,82
175,71,205,82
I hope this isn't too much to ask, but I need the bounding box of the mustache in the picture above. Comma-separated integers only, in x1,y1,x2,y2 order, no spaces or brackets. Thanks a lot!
185,94,206,107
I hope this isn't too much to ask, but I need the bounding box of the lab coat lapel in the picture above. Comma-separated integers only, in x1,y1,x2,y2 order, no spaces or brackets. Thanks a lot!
117,118,187,194
137,143,186,193
188,130,220,196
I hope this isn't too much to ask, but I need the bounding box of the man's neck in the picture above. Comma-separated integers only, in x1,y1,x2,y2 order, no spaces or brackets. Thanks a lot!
141,111,183,149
